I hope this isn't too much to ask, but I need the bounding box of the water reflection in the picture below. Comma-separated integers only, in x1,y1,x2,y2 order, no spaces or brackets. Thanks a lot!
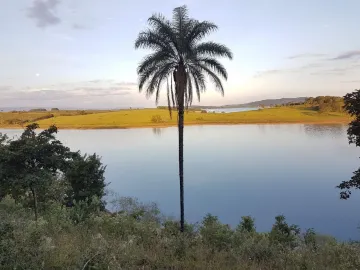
152,128,163,136
303,124,346,139
0,124,359,240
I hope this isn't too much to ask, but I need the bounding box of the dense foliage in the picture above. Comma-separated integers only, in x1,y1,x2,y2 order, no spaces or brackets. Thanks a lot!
0,196,359,269
0,124,107,220
304,96,344,113
337,90,360,198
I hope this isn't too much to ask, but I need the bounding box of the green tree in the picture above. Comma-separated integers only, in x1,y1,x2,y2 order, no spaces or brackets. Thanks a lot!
0,124,107,219
269,215,300,249
0,124,71,220
134,5,232,232
337,90,360,198
236,216,256,233
65,153,107,209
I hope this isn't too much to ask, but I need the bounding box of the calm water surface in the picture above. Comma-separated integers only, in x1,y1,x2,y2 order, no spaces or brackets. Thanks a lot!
2,124,360,240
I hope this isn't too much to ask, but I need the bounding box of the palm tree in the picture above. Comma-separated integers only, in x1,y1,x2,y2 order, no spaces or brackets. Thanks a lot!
135,5,233,232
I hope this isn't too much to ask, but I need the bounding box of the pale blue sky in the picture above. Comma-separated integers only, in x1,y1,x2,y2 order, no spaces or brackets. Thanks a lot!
1,0,360,108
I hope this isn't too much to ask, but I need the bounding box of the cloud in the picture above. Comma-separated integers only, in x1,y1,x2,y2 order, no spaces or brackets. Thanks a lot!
341,80,360,83
310,71,346,76
85,79,117,84
0,86,12,92
72,23,89,30
27,0,61,28
87,80,102,84
331,50,360,60
254,69,286,78
48,32,74,41
113,82,137,87
253,68,304,78
254,59,360,79
287,53,327,60
1,82,137,103
74,87,135,95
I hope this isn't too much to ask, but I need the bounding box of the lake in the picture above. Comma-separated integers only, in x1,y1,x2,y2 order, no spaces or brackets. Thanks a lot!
1,124,360,240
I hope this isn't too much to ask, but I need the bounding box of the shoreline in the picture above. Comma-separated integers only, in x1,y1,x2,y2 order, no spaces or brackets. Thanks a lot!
0,120,350,130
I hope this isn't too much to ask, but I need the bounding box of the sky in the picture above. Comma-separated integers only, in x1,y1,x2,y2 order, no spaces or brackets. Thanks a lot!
1,0,360,109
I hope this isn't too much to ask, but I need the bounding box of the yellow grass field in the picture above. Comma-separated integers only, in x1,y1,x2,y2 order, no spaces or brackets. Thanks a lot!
0,106,351,129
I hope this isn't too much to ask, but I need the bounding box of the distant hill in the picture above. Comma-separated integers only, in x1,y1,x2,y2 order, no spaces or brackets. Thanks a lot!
222,97,308,108
189,97,308,109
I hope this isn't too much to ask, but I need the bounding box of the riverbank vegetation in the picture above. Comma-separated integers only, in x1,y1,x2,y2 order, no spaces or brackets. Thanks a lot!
0,104,350,129
2,195,360,269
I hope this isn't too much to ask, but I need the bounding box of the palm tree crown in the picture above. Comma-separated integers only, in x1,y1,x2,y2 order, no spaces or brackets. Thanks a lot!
135,5,233,112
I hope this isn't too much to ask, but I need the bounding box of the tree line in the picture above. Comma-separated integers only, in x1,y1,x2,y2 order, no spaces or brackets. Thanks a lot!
304,96,344,113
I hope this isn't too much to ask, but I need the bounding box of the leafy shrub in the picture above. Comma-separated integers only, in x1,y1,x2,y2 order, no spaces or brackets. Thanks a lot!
151,115,164,123
200,110,207,114
200,214,233,251
76,110,89,115
304,228,317,250
236,216,256,233
269,215,300,249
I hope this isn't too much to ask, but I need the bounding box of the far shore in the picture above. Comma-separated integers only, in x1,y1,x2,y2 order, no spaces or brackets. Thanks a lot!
0,107,351,130
0,121,351,130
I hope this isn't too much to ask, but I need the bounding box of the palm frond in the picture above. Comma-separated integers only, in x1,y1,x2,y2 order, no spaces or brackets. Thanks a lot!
186,20,218,45
137,51,174,74
197,64,225,95
198,57,228,80
194,41,233,60
148,14,180,57
167,79,173,118
172,5,190,52
135,31,177,57
170,77,176,107
186,76,193,108
190,73,201,102
188,65,206,102
145,62,175,102
138,66,159,91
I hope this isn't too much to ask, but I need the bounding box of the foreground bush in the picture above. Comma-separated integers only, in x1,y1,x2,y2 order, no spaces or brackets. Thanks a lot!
1,196,359,269
151,115,164,123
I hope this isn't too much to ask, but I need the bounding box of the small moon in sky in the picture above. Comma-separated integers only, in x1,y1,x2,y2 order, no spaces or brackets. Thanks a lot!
36,73,40,77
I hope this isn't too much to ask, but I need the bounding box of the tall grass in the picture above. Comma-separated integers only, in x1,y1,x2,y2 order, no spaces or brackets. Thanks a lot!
1,196,359,269
23,107,350,129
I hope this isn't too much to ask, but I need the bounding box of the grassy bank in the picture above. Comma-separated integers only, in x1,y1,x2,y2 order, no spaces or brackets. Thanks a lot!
1,196,360,269
0,107,351,129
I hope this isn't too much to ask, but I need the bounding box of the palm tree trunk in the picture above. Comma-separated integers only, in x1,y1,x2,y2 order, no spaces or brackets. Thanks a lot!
178,103,185,232
175,62,186,233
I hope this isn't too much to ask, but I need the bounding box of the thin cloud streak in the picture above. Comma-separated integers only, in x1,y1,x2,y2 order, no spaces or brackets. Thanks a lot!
341,80,360,83
1,81,137,103
287,53,327,60
331,50,360,60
